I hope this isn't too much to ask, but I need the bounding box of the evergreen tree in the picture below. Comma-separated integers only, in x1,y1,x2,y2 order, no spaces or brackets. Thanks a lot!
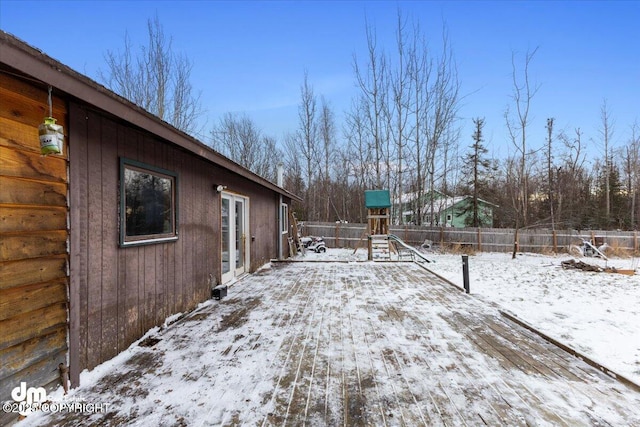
595,161,625,229
461,118,493,227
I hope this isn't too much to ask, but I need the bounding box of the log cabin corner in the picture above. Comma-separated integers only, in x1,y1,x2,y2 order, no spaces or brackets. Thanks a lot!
0,31,300,424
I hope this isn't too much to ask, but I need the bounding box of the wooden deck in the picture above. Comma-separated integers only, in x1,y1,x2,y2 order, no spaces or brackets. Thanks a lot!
27,262,640,426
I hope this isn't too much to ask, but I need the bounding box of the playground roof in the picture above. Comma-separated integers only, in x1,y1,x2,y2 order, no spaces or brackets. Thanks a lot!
365,190,391,208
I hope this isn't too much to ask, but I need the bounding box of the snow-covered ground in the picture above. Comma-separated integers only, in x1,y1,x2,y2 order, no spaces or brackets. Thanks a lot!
306,247,640,384
13,248,639,426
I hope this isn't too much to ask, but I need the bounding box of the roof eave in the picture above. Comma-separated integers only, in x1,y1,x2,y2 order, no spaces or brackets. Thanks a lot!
0,31,302,202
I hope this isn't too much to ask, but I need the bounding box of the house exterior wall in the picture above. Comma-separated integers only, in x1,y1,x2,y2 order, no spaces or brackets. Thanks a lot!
212,170,283,272
444,200,494,228
0,71,69,426
402,193,495,227
67,101,287,385
1,33,298,406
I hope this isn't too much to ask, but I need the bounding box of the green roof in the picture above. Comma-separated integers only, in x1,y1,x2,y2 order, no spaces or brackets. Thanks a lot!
365,190,391,208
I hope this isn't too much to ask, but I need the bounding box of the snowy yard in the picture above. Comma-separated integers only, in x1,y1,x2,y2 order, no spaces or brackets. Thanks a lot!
17,249,640,426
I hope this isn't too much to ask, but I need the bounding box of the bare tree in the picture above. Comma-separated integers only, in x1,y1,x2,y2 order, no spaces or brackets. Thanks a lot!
556,128,588,227
406,25,432,225
353,18,389,189
318,97,336,221
348,14,460,225
101,15,204,135
505,47,539,257
171,53,203,134
598,100,615,225
505,47,539,230
295,72,320,220
211,113,281,180
344,98,375,221
424,27,461,226
388,10,414,223
283,133,307,218
623,122,640,229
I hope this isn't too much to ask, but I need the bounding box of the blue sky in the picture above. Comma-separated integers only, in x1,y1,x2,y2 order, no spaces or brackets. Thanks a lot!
1,1,639,159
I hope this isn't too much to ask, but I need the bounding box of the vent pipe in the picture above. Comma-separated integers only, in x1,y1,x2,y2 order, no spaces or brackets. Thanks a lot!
277,163,284,187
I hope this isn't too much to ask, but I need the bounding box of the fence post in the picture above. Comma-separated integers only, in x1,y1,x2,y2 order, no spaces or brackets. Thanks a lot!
462,255,470,294
552,229,558,254
477,228,482,252
336,222,340,248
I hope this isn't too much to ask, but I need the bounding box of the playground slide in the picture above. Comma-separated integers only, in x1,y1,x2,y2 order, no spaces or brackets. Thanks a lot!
388,234,432,263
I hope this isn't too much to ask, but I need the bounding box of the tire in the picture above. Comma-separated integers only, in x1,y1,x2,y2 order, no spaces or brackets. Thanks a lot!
317,246,327,253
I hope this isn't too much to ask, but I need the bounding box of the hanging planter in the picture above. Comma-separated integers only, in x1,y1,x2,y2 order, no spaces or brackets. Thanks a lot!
39,86,63,155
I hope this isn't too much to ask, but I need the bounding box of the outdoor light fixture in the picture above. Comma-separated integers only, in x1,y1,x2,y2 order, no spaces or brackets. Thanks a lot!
215,184,227,193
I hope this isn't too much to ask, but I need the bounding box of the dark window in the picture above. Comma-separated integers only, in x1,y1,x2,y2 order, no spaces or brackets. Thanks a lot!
120,159,177,245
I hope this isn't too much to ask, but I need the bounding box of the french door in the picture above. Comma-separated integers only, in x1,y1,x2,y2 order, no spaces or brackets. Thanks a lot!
221,193,249,284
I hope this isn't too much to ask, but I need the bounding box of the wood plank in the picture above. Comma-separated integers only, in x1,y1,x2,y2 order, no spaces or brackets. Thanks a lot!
0,72,66,121
498,312,639,391
0,116,67,159
116,124,131,353
141,135,159,328
0,348,65,400
486,316,585,383
0,205,66,233
118,127,144,346
0,325,66,381
0,278,67,321
117,247,127,352
0,116,40,151
124,246,141,347
68,101,89,384
173,151,185,313
0,256,66,290
0,176,67,206
166,236,176,316
155,243,167,325
138,239,146,336
100,117,118,361
0,302,67,350
180,163,195,309
0,145,67,182
0,355,63,427
85,109,103,371
0,75,66,162
0,230,68,262
144,244,156,332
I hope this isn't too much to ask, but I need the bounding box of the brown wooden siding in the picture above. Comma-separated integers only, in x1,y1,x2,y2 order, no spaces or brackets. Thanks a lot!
0,71,69,425
68,101,284,384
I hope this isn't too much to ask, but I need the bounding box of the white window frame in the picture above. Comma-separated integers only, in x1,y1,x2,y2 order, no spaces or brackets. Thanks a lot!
281,203,289,234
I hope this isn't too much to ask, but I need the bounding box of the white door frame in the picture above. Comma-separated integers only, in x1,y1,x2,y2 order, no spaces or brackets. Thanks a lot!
221,192,249,284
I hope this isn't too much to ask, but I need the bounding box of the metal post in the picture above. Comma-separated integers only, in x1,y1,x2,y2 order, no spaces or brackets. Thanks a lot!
462,255,470,294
